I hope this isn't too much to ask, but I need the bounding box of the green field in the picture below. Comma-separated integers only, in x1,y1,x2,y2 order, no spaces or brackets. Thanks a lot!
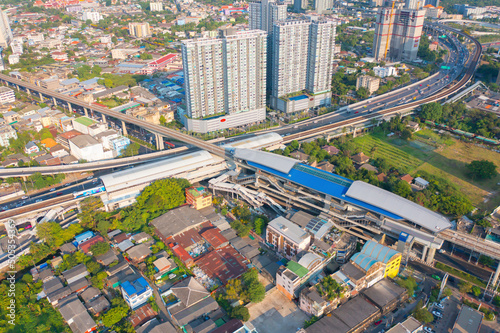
353,129,500,211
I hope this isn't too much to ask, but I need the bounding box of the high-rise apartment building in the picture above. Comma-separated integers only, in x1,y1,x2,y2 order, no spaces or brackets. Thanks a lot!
82,11,103,23
128,22,151,38
0,10,13,48
373,4,424,62
271,20,310,101
405,0,422,10
150,2,163,11
307,20,336,95
270,19,336,113
249,0,286,33
181,30,267,133
294,0,308,12
424,0,439,6
314,0,333,14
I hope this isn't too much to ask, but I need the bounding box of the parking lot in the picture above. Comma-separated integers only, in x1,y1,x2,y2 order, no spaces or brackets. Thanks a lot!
426,296,460,333
247,288,308,333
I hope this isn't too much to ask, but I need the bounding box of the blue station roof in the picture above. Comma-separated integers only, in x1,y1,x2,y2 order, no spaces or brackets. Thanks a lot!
247,161,403,220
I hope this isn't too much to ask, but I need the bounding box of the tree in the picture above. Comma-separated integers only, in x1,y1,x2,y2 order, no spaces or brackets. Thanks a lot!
401,128,413,140
230,305,250,322
467,160,497,180
253,217,265,235
471,286,481,297
356,87,370,99
120,142,140,157
420,102,443,121
459,281,472,294
241,269,265,303
413,300,434,323
90,241,110,256
102,305,129,327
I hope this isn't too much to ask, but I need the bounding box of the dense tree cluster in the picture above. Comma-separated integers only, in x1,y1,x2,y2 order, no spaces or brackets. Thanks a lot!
420,102,500,139
413,300,434,324
467,160,497,180
224,269,266,304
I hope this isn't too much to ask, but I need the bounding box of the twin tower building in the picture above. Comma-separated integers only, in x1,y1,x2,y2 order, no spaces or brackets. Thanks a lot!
180,0,336,133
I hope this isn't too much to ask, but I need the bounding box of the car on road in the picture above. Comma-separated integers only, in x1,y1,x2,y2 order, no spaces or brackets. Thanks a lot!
423,327,434,333
49,188,56,192
87,176,94,180
435,303,444,310
432,274,441,281
354,111,359,114
374,320,382,326
432,310,442,318
64,183,72,187
36,199,42,203
21,195,28,199
56,192,63,196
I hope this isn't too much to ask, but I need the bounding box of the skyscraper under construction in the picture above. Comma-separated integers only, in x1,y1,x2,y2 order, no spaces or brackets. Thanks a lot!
372,1,424,62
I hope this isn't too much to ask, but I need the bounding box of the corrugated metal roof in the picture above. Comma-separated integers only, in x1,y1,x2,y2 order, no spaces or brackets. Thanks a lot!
223,132,282,150
234,148,297,174
100,150,217,193
346,181,451,232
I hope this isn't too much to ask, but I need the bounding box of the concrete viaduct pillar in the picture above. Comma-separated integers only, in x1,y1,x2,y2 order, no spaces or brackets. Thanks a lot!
84,108,89,118
422,246,428,261
26,88,31,95
67,102,72,113
101,114,106,124
156,134,164,150
38,92,43,101
492,262,500,288
16,84,19,91
121,120,127,136
52,97,57,106
426,248,436,265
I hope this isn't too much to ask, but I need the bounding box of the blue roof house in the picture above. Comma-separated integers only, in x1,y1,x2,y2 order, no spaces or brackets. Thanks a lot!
121,277,153,310
75,231,94,245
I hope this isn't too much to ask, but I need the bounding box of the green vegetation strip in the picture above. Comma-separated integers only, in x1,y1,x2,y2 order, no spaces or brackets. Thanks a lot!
435,262,486,288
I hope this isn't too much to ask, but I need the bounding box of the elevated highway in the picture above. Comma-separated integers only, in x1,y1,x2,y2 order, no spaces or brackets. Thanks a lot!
283,23,482,143
0,73,225,158
0,146,191,177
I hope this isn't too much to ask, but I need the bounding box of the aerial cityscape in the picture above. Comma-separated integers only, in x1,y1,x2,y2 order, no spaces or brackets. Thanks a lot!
0,0,499,332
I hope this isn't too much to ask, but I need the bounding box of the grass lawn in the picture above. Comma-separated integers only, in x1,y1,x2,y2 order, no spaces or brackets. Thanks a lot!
353,129,500,211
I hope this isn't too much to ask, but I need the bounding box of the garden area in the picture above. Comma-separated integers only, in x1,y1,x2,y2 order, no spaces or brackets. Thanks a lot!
350,123,500,212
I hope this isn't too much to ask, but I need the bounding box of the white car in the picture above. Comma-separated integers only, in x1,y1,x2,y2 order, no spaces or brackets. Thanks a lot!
21,195,28,199
435,303,444,310
423,327,433,333
49,188,56,192
432,310,442,318
87,176,94,180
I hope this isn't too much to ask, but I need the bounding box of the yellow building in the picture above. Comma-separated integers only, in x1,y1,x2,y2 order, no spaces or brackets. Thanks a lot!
350,240,402,279
185,186,212,210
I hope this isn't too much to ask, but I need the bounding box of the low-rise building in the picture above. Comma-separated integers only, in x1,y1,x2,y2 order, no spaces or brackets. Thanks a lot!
121,276,153,310
58,295,97,333
452,305,483,333
299,275,349,316
62,264,90,285
0,125,17,147
0,87,15,104
356,75,380,94
185,186,212,210
266,216,311,259
386,316,422,333
69,134,113,162
373,66,397,78
276,252,330,300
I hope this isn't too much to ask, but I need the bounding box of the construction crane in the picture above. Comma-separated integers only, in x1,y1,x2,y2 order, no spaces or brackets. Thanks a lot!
383,0,396,60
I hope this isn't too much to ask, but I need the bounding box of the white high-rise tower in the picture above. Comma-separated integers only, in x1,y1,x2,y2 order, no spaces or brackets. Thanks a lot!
0,10,13,48
181,30,267,133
